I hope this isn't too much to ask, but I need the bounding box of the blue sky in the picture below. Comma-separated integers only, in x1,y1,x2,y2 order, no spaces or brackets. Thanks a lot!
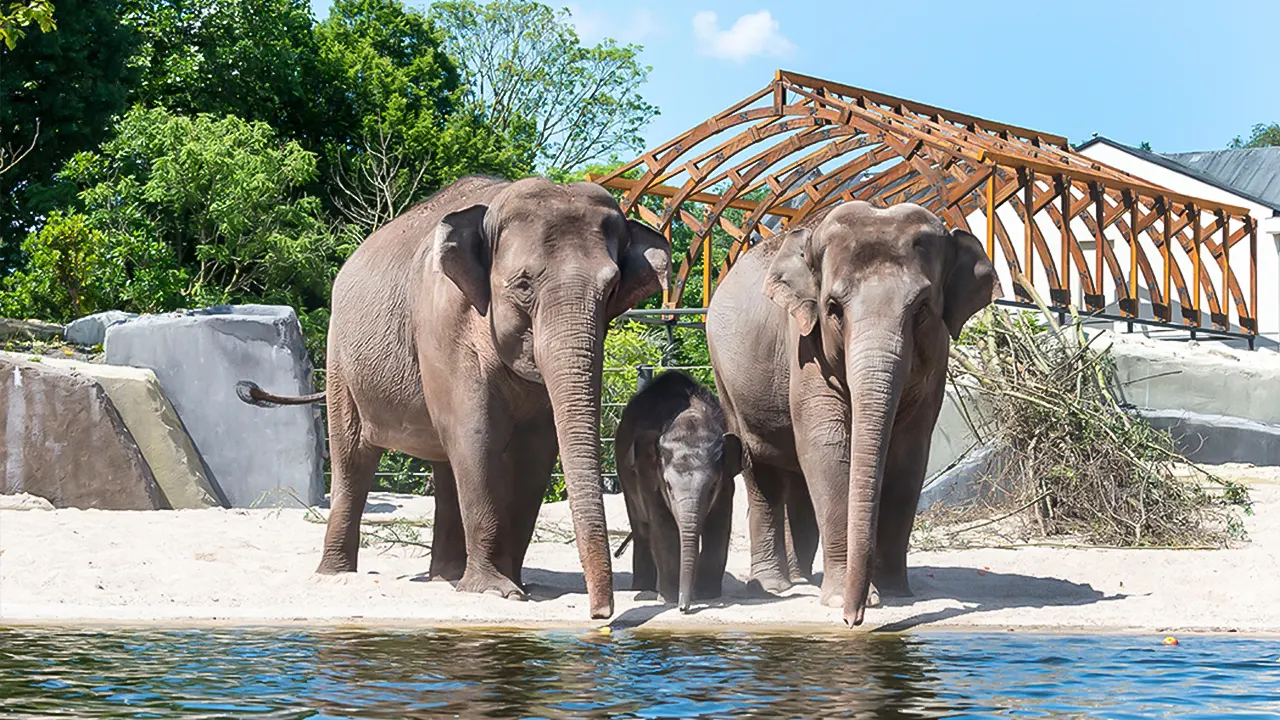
311,0,1278,153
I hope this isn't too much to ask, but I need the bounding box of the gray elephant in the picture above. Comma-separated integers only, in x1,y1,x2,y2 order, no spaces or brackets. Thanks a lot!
614,370,740,612
707,201,996,626
238,175,671,619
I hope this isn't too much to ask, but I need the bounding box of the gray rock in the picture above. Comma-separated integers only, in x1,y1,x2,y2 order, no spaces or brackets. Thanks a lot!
64,311,138,347
0,354,166,510
0,318,64,342
105,305,325,508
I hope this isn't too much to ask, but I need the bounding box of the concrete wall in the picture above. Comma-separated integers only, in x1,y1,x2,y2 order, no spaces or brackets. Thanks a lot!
105,305,325,508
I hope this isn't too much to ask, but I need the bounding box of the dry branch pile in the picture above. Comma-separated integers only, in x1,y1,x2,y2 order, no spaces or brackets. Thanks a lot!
943,283,1251,549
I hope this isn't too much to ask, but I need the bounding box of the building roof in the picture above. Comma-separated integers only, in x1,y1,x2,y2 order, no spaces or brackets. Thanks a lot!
1075,136,1280,214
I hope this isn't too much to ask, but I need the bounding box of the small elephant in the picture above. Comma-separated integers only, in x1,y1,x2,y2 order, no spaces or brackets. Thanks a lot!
614,370,741,612
238,175,670,620
708,201,997,626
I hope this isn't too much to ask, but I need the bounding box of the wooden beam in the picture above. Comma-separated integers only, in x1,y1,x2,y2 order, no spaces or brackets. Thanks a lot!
589,176,802,219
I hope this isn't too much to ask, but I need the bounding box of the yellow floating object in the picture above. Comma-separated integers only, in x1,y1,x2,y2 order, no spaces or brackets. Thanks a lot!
598,626,612,635
1162,637,1179,646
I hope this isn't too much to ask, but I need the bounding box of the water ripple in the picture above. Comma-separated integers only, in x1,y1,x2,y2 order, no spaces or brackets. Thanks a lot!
1,628,1279,718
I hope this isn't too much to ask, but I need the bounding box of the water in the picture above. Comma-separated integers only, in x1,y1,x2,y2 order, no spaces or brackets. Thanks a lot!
2,627,1279,718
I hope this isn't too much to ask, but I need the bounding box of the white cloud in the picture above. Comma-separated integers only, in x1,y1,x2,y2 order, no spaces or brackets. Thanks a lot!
691,10,795,63
566,5,658,45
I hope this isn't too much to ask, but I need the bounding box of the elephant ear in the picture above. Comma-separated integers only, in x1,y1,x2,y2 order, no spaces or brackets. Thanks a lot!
608,219,671,320
764,228,819,335
436,203,491,316
942,229,1000,340
721,432,743,481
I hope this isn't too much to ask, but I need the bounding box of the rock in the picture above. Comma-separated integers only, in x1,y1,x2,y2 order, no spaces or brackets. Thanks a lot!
105,304,324,508
0,493,55,511
10,352,224,509
0,318,64,342
0,355,166,510
64,311,138,347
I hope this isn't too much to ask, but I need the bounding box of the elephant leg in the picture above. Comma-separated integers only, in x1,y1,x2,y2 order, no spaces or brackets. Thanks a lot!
742,457,794,595
695,477,734,600
651,506,682,604
784,473,818,584
631,525,658,592
874,403,938,598
428,461,466,582
791,388,853,610
317,374,384,574
506,420,558,587
447,416,527,601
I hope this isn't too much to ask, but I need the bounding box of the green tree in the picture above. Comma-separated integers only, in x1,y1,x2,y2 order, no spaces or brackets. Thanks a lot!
2,107,344,339
315,0,530,232
0,0,140,273
1229,123,1280,149
0,211,103,319
0,0,55,50
431,0,657,173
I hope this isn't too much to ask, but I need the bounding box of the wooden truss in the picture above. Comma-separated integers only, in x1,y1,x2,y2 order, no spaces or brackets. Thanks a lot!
590,70,1260,338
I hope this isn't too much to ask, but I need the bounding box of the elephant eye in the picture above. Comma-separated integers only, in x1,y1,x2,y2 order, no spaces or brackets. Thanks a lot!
507,276,534,304
826,299,844,322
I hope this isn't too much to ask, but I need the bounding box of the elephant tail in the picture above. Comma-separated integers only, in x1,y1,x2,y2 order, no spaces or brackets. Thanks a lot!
613,531,633,558
235,380,327,408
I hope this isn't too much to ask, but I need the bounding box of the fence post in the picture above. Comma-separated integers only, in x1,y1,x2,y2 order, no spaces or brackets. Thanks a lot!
637,364,654,391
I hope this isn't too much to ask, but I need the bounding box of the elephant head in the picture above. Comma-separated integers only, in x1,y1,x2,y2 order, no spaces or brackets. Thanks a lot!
650,415,742,612
764,201,996,626
436,177,670,619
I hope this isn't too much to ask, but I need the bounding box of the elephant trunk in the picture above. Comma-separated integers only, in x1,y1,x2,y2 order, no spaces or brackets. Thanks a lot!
539,291,614,620
842,322,908,627
676,500,701,613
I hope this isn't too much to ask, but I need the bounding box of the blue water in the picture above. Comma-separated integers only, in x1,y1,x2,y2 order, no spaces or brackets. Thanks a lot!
1,627,1278,718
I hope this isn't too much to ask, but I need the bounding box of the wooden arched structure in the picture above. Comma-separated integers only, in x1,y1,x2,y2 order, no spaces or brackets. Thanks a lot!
590,70,1260,341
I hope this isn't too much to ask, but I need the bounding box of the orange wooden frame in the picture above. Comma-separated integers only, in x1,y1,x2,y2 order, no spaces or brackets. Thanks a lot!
589,70,1258,336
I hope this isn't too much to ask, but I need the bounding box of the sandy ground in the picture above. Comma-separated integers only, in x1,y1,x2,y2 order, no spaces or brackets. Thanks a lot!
2,464,1278,634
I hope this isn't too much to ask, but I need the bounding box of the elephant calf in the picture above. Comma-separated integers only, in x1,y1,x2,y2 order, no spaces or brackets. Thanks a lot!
614,371,741,612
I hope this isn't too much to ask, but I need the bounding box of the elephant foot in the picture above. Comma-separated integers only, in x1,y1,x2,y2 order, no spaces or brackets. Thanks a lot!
868,584,882,608
872,573,912,599
694,580,724,601
747,569,794,595
429,558,466,583
457,567,528,601
315,554,357,575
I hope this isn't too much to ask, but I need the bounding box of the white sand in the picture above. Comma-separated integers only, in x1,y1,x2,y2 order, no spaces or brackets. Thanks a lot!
2,464,1278,634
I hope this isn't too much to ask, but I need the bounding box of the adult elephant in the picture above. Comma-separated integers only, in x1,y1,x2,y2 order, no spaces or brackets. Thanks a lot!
707,201,996,626
241,175,670,620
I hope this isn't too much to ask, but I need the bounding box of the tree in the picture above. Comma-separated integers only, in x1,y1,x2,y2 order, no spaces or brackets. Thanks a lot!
123,0,327,148
1229,123,1280,149
432,0,657,173
0,0,140,273
0,0,55,50
1,107,344,331
315,0,530,232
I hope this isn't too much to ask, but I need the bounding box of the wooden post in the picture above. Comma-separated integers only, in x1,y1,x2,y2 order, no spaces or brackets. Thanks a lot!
1161,198,1171,320
1250,216,1258,337
1059,176,1070,300
1023,169,1034,289
1219,211,1230,327
702,231,711,315
1092,183,1104,298
1127,191,1138,315
1191,204,1201,326
985,172,995,259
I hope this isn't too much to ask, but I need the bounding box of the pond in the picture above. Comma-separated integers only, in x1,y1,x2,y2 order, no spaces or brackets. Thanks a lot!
2,627,1278,718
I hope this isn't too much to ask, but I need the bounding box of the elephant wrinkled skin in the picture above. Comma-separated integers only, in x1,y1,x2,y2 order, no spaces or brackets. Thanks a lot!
242,176,670,620
614,371,740,612
707,201,996,626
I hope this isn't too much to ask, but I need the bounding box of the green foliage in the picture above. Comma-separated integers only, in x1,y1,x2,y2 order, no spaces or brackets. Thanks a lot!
1138,140,1152,151
432,0,656,173
1229,123,1280,149
0,0,56,50
0,211,101,319
0,0,141,273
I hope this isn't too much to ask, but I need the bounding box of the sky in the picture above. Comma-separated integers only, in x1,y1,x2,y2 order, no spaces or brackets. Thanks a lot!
311,0,1279,154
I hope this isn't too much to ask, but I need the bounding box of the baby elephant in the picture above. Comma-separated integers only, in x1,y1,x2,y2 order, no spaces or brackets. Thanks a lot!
615,370,741,612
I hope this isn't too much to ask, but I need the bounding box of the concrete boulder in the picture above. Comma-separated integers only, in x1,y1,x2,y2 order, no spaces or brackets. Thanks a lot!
12,352,224,509
105,305,324,507
0,318,63,342
64,311,138,347
0,354,165,510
